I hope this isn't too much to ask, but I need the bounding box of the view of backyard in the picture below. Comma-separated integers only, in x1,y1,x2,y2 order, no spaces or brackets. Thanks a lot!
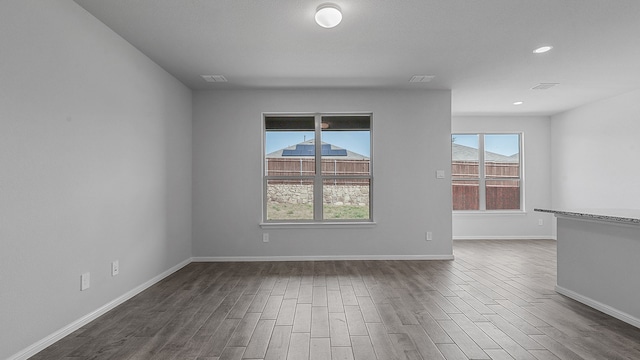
266,202,369,220
452,134,521,210
264,115,373,221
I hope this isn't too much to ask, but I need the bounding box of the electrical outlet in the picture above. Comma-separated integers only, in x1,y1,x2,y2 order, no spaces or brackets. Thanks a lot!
538,219,544,226
81,272,90,291
112,260,119,276
263,233,269,243
426,232,433,241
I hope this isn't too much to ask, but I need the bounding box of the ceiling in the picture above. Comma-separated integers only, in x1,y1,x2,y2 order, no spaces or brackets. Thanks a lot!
73,0,640,116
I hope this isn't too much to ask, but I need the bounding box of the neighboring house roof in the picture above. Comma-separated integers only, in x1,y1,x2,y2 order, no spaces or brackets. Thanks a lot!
266,139,369,160
452,143,518,163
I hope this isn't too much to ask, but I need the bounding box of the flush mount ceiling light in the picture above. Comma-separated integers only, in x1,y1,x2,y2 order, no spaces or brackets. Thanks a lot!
315,4,342,28
513,101,524,105
533,45,553,54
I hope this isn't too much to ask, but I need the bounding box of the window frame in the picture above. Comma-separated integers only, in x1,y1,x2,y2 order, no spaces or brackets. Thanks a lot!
452,132,524,212
262,112,374,224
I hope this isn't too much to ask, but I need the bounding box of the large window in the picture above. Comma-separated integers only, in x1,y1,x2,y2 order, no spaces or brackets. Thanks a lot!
452,133,522,211
264,114,372,222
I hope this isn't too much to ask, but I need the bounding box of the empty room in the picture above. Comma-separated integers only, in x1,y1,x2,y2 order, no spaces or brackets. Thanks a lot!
2,1,640,359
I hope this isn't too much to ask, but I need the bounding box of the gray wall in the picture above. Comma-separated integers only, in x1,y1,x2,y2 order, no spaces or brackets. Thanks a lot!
0,1,192,358
556,217,640,326
551,89,640,209
193,89,453,258
451,116,554,239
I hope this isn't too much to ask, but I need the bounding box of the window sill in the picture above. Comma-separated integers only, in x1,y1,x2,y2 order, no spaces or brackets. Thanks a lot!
260,221,377,229
453,210,527,216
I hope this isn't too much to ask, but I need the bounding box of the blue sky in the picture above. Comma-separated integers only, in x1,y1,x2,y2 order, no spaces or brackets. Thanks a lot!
266,131,371,157
452,134,519,156
267,132,517,158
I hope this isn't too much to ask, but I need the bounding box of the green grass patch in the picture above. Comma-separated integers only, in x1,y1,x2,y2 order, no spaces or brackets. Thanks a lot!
267,203,369,220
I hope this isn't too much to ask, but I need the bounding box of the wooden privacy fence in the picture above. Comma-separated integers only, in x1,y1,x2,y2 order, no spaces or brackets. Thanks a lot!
266,158,370,185
452,161,519,178
452,161,520,210
452,182,520,210
453,181,480,210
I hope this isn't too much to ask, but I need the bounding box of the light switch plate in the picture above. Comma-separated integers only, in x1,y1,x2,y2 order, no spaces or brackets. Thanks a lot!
81,272,90,291
112,260,119,276
436,170,445,179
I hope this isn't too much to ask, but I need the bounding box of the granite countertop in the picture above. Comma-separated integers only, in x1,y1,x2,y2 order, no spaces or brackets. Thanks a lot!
534,208,640,225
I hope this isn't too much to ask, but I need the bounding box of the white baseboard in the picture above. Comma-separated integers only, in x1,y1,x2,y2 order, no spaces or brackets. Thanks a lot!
555,285,640,329
8,258,192,360
192,254,454,262
453,235,557,240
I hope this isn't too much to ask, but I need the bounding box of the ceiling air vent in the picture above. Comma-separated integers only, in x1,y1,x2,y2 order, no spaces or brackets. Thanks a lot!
201,75,227,83
531,83,558,90
409,75,435,83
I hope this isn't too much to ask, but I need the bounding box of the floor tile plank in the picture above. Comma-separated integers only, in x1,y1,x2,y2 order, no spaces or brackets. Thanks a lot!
243,319,276,359
227,313,261,347
356,296,381,323
331,346,355,360
438,319,490,359
350,335,377,360
311,306,330,338
366,322,399,360
287,332,310,360
276,298,297,326
344,305,368,336
264,325,292,360
309,337,331,360
329,312,351,347
292,303,312,333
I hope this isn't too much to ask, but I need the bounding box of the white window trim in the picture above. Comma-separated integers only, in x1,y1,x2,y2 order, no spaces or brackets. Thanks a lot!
452,132,524,212
259,221,377,229
262,112,374,224
453,210,527,216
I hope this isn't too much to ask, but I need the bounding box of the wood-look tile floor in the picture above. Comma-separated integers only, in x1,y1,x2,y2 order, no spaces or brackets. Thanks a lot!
32,240,640,360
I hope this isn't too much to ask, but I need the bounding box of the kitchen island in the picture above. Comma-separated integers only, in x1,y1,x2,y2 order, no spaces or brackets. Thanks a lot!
535,208,640,328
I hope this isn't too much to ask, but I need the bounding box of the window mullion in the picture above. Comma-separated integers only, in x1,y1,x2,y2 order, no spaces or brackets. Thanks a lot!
518,133,523,210
479,134,486,210
314,114,323,221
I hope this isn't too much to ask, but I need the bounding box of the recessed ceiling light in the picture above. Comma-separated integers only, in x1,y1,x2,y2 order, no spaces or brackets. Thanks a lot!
513,101,524,105
315,4,342,28
533,46,553,54
532,83,559,90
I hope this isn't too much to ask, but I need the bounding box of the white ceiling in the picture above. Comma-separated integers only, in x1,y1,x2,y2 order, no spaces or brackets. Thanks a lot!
73,0,640,116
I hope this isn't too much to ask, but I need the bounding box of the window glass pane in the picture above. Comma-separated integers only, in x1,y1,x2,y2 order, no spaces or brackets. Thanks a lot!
323,178,370,220
452,134,479,179
321,116,371,177
486,179,520,210
266,179,314,220
265,116,314,130
452,180,479,210
484,134,519,179
320,130,370,176
265,131,315,176
264,114,373,223
321,116,370,130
